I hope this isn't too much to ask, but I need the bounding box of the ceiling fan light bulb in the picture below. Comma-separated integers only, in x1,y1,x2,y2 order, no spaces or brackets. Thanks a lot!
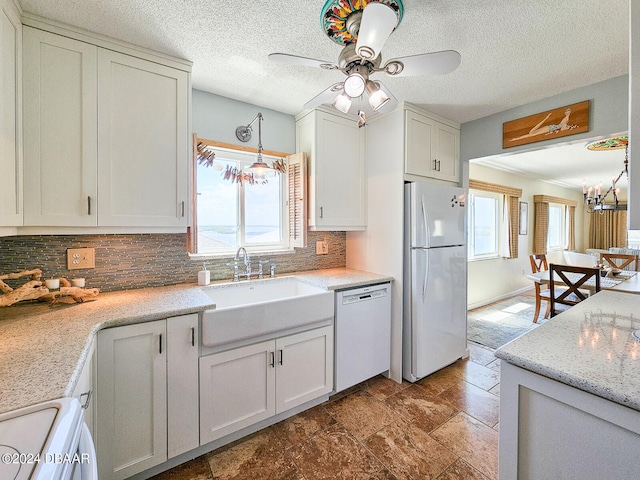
332,93,352,114
344,73,366,98
365,80,390,111
370,89,390,111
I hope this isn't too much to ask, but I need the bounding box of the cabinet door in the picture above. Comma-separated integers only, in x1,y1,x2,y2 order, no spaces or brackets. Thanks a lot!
199,340,275,444
167,314,199,458
0,0,21,226
275,326,333,413
23,27,98,226
405,110,435,178
72,339,96,437
96,320,167,480
310,111,365,230
97,49,188,227
433,122,459,182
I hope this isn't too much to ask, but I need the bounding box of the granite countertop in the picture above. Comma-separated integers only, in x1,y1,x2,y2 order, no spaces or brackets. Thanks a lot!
495,290,640,412
0,267,391,414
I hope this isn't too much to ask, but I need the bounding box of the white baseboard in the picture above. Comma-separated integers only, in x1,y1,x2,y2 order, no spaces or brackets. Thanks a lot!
467,285,533,311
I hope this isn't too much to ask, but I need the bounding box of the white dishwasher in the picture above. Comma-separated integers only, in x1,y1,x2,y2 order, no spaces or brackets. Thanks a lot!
335,282,391,392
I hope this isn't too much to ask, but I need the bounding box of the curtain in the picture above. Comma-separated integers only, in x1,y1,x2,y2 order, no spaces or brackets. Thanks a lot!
588,209,627,249
533,200,549,254
505,195,519,259
567,206,576,251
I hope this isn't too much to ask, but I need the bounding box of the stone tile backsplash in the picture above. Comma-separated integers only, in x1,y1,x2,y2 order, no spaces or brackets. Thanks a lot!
0,232,346,292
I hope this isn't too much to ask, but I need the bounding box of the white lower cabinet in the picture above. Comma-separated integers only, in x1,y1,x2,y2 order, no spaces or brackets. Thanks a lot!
71,339,96,436
96,314,198,480
199,326,333,445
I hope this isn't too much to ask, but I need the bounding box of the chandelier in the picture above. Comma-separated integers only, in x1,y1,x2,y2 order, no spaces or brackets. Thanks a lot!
583,136,629,214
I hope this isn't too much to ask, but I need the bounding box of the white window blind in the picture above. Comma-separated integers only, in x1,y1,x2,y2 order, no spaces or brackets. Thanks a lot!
286,152,307,248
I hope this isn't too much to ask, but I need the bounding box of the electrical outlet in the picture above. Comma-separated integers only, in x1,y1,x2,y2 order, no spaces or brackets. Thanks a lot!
316,240,328,255
67,248,96,270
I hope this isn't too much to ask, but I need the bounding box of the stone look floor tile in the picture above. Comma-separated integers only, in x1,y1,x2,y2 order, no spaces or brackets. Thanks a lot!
269,405,336,450
384,384,458,433
205,428,301,480
289,424,395,480
363,375,411,401
430,413,499,480
437,458,491,480
324,391,396,440
457,359,500,391
489,383,500,397
363,417,457,480
467,343,497,366
441,381,500,428
416,364,464,396
150,456,213,480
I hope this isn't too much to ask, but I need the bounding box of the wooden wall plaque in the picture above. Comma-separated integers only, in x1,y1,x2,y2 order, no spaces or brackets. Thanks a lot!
502,100,590,149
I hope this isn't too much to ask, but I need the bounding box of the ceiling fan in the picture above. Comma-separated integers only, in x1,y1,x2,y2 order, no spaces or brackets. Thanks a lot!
269,0,461,119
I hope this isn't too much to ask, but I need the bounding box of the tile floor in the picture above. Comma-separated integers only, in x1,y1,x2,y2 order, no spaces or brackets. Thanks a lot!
151,342,500,480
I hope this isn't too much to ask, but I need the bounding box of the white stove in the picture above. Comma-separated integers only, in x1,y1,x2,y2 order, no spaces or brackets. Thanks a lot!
0,398,97,480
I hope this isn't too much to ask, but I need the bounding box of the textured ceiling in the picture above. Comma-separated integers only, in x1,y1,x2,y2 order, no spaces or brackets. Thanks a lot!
19,0,629,125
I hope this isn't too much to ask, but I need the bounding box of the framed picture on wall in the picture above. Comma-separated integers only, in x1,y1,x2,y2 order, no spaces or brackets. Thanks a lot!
519,202,528,235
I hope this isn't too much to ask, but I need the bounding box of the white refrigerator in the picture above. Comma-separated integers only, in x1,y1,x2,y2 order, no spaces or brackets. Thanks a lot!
403,181,468,382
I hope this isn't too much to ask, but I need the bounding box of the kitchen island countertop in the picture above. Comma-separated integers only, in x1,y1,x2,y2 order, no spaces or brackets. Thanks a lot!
0,267,391,414
495,290,640,412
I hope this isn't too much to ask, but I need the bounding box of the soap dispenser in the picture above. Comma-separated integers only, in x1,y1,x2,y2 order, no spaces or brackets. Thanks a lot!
198,262,210,286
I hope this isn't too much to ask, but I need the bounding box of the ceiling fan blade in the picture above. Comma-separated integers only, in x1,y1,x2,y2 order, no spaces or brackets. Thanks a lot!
355,2,398,61
383,50,461,77
268,53,338,70
303,82,344,110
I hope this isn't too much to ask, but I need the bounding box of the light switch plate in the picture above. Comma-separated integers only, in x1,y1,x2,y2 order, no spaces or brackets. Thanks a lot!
67,248,95,270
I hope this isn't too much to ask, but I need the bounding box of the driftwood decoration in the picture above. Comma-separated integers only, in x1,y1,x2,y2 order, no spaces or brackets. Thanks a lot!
0,269,99,307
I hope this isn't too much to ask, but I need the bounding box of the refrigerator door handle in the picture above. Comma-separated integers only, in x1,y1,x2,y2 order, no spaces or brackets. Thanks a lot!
421,195,429,244
422,251,428,303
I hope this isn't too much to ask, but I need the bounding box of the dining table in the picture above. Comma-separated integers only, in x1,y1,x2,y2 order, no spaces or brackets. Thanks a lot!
527,268,640,294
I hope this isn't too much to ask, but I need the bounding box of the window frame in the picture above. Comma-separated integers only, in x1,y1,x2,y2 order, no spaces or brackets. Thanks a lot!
546,202,567,252
193,145,289,256
468,189,503,261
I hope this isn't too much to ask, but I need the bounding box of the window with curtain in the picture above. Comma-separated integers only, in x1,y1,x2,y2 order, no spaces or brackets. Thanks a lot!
532,195,576,254
190,137,307,255
468,180,522,259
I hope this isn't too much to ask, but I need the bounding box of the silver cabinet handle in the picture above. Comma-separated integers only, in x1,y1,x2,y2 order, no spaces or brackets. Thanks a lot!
87,196,92,215
270,351,275,368
79,390,93,410
181,201,185,217
320,206,324,218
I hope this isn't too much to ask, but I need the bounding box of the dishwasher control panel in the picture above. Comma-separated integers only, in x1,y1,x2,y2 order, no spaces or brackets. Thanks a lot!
341,287,387,305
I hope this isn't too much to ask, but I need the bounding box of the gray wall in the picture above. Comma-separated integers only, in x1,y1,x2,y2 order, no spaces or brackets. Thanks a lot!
192,89,296,154
461,75,629,162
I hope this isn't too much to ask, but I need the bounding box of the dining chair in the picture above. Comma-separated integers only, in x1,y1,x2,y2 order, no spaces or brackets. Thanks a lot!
529,254,552,322
600,252,639,271
549,264,600,317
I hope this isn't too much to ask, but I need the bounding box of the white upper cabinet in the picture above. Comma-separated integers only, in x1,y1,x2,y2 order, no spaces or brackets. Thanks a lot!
23,27,98,226
0,0,22,227
405,108,460,183
296,109,366,231
22,25,190,230
97,49,188,227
